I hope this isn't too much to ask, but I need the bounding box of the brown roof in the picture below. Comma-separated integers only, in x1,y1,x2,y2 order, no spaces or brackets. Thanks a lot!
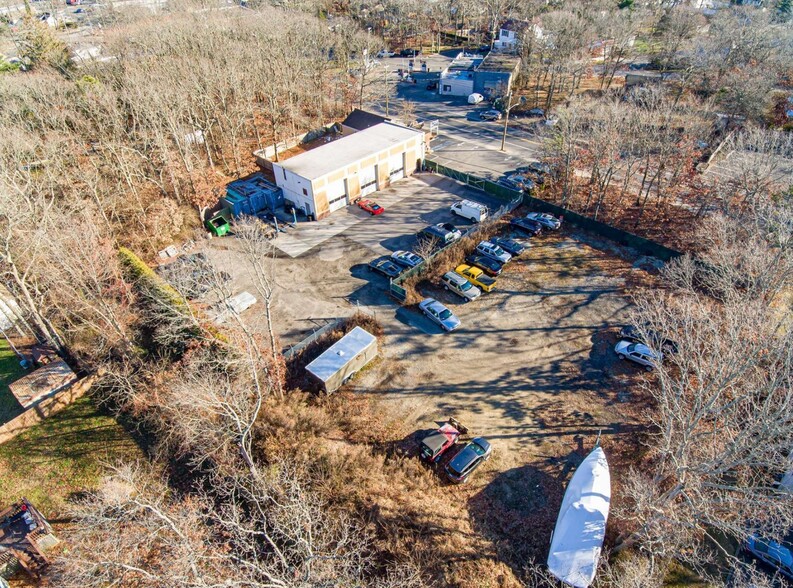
8,359,77,409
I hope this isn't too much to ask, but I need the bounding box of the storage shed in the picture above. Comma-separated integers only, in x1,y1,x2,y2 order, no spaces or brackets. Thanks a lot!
224,172,284,217
305,326,378,393
272,122,425,220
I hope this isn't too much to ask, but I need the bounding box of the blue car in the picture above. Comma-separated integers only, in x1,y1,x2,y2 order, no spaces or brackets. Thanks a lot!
745,535,793,580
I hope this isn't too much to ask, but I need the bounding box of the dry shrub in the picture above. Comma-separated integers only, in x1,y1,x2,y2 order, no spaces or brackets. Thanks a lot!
399,218,508,301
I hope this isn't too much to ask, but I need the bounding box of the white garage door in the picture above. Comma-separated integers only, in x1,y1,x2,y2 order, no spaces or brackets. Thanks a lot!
327,179,347,213
389,153,405,180
360,166,377,196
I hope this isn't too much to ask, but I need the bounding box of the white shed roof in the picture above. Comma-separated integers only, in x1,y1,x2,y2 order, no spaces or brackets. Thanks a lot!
306,326,376,383
274,123,422,181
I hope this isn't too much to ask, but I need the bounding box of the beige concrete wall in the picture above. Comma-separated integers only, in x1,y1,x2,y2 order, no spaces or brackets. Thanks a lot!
0,375,95,445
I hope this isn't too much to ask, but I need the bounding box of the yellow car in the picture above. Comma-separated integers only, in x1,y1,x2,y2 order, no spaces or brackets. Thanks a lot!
455,264,496,293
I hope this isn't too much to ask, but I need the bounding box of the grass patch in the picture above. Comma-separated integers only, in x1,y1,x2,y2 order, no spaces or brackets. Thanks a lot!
0,338,26,424
0,395,144,517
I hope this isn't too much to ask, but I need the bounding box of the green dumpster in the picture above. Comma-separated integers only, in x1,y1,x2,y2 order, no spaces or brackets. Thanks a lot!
206,211,231,237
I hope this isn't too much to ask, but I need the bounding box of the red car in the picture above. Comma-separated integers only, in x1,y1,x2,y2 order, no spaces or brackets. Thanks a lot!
420,419,468,463
357,199,384,215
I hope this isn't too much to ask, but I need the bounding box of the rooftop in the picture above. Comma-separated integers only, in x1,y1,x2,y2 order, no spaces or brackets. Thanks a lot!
342,108,390,131
306,326,376,382
274,123,423,181
8,359,77,409
477,52,521,73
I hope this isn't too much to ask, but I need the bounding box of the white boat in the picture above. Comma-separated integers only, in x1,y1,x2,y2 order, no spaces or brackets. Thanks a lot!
547,446,611,588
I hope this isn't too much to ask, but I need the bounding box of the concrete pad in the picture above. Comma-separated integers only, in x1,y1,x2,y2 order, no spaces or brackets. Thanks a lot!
270,174,491,258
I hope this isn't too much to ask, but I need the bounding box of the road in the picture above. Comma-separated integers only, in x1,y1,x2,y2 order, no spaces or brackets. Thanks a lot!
367,51,546,181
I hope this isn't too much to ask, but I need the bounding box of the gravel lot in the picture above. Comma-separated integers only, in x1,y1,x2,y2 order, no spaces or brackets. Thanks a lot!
198,176,659,579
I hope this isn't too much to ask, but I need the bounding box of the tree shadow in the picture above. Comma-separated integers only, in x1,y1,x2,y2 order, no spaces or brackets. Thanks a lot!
467,451,586,581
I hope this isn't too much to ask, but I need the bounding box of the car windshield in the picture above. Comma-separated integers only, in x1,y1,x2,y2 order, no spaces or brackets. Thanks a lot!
439,309,452,320
493,246,505,255
459,281,471,291
470,443,486,456
372,204,381,210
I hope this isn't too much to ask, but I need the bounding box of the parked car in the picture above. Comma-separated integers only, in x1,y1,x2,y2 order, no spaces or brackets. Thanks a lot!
479,109,502,121
619,325,679,354
445,437,492,483
516,161,551,180
526,108,545,117
614,340,662,371
526,212,561,230
400,48,421,57
420,422,462,462
505,173,536,192
498,176,524,192
490,237,526,256
455,264,496,292
419,224,459,246
466,254,503,277
437,223,462,240
418,298,461,332
376,50,396,58
744,535,793,580
391,250,423,268
467,93,484,105
476,241,512,264
451,199,488,223
426,81,438,91
368,257,403,278
357,198,384,215
441,271,481,302
510,217,543,236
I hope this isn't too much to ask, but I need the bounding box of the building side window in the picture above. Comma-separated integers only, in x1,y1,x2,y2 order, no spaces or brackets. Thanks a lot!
443,85,451,92
302,188,308,196
283,169,287,180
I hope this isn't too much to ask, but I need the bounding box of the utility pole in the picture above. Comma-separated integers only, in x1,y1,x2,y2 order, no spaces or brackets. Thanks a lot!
500,91,524,152
385,65,390,116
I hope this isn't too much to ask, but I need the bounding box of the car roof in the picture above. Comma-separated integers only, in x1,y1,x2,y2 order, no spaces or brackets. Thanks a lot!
443,271,466,284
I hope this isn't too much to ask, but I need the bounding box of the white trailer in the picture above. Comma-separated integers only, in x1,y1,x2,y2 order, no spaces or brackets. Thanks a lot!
306,326,378,393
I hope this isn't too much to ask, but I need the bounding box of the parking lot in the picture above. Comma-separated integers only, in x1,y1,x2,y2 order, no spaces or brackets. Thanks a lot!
203,174,505,345
200,173,656,575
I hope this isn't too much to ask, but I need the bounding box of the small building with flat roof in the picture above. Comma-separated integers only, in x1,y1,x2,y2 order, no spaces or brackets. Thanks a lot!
8,359,77,410
305,326,378,393
437,52,520,98
272,122,425,220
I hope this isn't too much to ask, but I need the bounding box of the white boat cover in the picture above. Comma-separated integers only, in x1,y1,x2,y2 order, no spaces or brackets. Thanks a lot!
547,446,611,588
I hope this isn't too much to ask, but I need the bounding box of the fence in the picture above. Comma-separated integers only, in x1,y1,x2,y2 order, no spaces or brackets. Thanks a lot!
388,185,521,302
426,158,682,262
283,318,345,359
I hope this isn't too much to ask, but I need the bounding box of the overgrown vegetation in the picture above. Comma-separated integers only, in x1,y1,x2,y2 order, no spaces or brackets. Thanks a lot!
0,0,791,586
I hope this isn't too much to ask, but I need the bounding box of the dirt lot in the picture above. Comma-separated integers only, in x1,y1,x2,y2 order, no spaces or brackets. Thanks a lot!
196,176,659,582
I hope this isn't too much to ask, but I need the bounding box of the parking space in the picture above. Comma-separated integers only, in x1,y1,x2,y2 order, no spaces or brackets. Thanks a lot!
267,175,502,258
202,174,501,345
353,229,645,468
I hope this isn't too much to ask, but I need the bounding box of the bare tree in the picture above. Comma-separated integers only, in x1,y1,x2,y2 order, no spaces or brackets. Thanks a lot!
613,205,793,579
50,462,371,588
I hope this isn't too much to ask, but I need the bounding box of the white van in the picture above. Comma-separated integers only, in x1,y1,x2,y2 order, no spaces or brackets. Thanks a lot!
451,200,489,223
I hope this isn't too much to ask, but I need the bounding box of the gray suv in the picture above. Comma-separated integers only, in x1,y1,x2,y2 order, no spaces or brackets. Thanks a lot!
441,271,481,302
418,224,459,246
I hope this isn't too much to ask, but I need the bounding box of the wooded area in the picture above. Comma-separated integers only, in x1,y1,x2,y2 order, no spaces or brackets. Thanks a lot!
0,0,792,586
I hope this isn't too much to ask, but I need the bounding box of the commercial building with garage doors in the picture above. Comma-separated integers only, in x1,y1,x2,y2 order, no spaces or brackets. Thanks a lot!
271,122,425,220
